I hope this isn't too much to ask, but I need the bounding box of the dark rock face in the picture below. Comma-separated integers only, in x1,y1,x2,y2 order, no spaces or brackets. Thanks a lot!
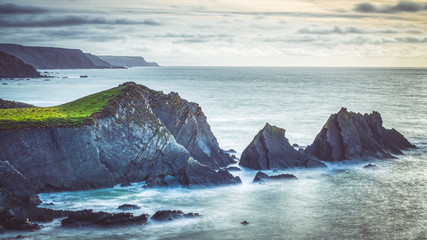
253,171,297,182
61,209,148,227
147,90,235,169
117,204,141,210
99,56,159,67
239,123,326,170
0,44,98,69
151,210,200,221
0,82,240,192
184,159,241,186
0,51,41,78
224,166,241,171
0,99,36,109
0,160,40,205
305,108,416,162
0,209,41,231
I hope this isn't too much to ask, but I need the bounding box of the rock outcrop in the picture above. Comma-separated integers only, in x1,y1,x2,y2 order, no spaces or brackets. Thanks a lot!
239,123,326,170
0,82,240,193
253,171,297,182
148,90,235,169
305,108,416,162
151,210,200,221
99,56,159,67
0,51,42,78
84,53,126,69
61,210,148,227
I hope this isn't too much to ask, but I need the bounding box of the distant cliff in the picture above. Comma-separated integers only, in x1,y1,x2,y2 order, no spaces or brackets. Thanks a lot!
0,51,42,78
0,44,99,69
0,82,239,192
99,56,159,67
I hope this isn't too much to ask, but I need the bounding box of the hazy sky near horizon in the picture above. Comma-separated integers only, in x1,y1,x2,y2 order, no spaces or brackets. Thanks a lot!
1,0,427,66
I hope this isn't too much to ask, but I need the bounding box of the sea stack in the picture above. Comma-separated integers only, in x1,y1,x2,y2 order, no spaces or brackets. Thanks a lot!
305,108,416,161
239,123,326,170
0,82,240,193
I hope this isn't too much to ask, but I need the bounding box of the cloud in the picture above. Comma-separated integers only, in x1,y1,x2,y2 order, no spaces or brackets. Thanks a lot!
0,16,162,27
354,1,427,13
0,3,47,14
395,36,427,43
298,26,365,35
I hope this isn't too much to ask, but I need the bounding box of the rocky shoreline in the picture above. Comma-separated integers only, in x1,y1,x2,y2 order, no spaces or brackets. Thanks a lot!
0,83,416,234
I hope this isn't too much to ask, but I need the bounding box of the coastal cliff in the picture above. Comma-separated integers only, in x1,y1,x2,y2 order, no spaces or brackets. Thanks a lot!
0,44,98,69
0,51,41,78
305,108,416,161
99,56,159,67
0,82,240,192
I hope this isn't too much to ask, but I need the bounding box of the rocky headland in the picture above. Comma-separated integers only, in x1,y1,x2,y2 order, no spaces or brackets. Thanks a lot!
0,51,42,79
305,107,416,161
99,56,159,67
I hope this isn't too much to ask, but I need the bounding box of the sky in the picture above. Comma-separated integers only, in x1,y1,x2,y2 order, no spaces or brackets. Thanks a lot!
0,0,427,66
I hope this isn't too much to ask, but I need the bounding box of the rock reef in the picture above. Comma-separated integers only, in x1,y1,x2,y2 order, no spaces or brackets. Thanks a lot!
305,108,416,161
239,123,326,170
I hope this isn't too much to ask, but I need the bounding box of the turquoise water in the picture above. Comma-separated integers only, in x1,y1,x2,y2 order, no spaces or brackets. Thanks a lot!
1,67,426,239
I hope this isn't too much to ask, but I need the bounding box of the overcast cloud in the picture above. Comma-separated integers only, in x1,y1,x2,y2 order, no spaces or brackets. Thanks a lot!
0,0,426,66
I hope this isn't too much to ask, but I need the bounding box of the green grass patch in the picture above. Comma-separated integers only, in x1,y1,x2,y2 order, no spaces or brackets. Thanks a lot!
0,86,125,130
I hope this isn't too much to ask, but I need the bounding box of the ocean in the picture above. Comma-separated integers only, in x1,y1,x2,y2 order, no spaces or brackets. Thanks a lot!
1,67,426,239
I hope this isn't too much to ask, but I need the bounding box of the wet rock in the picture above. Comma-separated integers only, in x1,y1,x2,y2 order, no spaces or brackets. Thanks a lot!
0,209,41,231
253,171,297,182
363,163,378,168
305,108,416,162
184,158,241,186
239,123,326,170
117,204,141,210
224,166,241,171
61,209,148,227
241,221,249,225
120,182,131,187
151,210,200,221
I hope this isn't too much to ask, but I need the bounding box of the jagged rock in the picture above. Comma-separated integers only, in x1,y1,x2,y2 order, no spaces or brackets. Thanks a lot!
183,158,241,186
151,210,200,221
305,108,416,162
0,51,41,78
0,82,240,191
363,163,378,168
117,204,141,210
61,209,148,227
239,123,326,170
253,171,298,182
148,90,234,169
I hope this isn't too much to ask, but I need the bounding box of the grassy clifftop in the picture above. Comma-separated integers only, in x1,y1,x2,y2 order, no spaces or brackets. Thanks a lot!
0,86,125,130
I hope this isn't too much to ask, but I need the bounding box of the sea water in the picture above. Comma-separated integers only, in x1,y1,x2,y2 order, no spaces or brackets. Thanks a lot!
0,67,426,239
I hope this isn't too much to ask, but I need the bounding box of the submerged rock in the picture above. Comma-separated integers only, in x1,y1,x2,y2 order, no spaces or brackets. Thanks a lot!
61,209,148,227
253,171,297,182
239,123,326,170
363,163,378,168
305,108,416,162
151,210,200,221
117,204,141,210
241,221,250,225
